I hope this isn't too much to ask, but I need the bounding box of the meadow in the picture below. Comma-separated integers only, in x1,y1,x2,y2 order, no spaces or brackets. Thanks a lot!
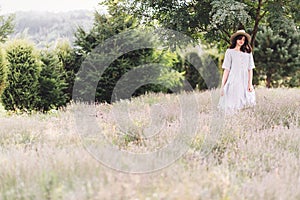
0,88,299,200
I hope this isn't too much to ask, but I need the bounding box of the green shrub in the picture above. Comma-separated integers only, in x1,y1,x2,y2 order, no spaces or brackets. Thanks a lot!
0,48,7,95
1,39,41,112
37,50,68,112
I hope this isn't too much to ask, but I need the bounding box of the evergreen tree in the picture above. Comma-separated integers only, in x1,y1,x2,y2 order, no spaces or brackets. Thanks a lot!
0,11,14,96
0,13,14,43
254,25,300,87
55,40,80,102
1,40,41,112
0,48,7,95
73,8,184,103
38,50,68,112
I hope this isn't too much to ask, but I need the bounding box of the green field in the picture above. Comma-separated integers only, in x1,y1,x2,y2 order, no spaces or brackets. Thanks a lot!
0,88,299,200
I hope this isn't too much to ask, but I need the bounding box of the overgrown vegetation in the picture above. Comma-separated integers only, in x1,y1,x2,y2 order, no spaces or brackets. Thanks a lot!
0,88,299,199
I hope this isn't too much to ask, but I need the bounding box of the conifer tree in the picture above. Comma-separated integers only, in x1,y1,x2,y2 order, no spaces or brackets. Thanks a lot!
55,40,80,102
73,10,184,103
1,40,41,112
0,48,6,95
0,13,14,43
254,25,300,87
38,50,68,111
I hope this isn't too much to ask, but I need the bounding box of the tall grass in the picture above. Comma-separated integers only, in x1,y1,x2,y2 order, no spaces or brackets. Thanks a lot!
0,88,299,200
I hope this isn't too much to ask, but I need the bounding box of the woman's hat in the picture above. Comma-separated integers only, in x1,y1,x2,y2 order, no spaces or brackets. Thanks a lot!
230,30,251,43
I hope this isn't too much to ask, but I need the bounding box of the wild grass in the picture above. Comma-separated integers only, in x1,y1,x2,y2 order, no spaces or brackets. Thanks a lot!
0,88,299,200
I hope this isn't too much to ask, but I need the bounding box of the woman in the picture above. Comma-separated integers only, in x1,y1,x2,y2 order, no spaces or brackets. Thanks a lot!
218,29,256,114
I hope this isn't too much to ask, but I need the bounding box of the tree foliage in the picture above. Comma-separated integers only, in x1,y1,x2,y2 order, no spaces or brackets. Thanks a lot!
55,40,80,102
0,48,7,94
113,0,298,49
110,0,299,88
0,13,14,43
1,40,41,112
254,25,300,87
37,50,68,111
0,10,14,94
73,6,184,103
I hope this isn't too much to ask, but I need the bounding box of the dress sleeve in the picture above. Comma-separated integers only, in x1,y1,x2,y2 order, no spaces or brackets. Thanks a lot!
248,53,255,70
222,49,231,70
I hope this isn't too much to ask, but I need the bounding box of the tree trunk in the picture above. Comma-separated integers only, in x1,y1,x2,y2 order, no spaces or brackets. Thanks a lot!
251,0,267,51
251,0,263,50
266,72,272,88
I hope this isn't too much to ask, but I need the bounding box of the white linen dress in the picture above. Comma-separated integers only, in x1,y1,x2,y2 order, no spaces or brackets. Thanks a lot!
218,48,256,113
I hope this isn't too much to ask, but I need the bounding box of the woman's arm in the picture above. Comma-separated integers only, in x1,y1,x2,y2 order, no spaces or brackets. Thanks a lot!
220,69,230,96
248,52,255,92
248,69,254,92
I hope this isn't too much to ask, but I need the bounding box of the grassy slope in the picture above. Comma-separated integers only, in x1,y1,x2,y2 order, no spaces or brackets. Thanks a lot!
0,88,299,200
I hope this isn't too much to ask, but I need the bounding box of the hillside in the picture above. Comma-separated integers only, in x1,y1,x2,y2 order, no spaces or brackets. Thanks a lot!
0,88,300,199
8,10,94,48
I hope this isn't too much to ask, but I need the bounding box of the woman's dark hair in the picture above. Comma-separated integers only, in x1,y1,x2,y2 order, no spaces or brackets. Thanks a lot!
229,35,252,53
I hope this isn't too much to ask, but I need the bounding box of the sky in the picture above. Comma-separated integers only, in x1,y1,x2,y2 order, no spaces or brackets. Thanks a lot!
0,0,101,14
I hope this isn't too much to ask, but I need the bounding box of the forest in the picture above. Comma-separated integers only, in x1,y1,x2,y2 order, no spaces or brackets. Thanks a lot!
10,10,94,48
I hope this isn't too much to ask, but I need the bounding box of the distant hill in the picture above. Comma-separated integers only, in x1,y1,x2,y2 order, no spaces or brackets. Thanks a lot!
8,10,94,48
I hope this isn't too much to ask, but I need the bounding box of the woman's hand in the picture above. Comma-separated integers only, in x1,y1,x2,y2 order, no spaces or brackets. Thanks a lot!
220,86,224,96
248,84,254,92
221,69,230,97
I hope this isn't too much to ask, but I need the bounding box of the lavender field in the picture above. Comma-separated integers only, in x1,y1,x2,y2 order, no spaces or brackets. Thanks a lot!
0,88,299,200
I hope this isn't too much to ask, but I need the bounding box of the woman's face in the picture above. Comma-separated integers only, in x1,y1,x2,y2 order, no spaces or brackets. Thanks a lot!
236,36,245,46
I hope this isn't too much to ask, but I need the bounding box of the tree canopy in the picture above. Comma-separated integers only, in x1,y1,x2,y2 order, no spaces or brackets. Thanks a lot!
103,0,299,49
0,12,14,43
100,0,299,87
